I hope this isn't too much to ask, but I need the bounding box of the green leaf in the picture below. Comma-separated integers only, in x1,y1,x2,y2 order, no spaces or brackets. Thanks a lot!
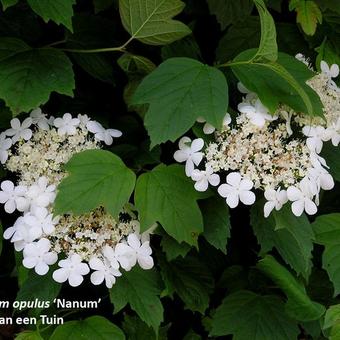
109,267,163,333
27,0,76,31
15,331,43,340
119,0,191,45
133,57,228,146
210,290,299,339
201,197,230,254
207,0,254,30
16,269,61,314
216,16,260,62
50,316,125,340
252,0,278,62
316,39,340,70
251,201,314,279
118,53,156,77
323,304,340,339
257,255,326,321
1,0,18,10
312,213,340,295
54,150,136,218
161,36,202,61
290,0,322,36
159,254,214,313
231,49,324,117
322,143,340,182
122,315,155,340
134,164,204,245
0,38,74,114
160,234,191,261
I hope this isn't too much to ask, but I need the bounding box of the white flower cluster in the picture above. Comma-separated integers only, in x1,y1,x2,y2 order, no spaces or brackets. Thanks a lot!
1,109,154,288
174,59,340,218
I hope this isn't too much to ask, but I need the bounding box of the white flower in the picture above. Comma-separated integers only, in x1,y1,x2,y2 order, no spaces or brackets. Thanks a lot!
238,99,277,127
23,238,57,275
0,180,29,213
0,133,12,164
126,233,154,270
4,217,41,251
287,177,318,216
320,60,339,92
191,166,220,191
321,60,339,79
77,114,91,126
23,206,58,236
132,221,157,243
302,125,330,153
102,244,135,271
53,113,80,136
196,114,231,134
86,121,122,145
263,187,288,218
5,118,32,143
237,82,257,101
53,254,90,287
308,163,334,192
173,137,204,176
217,172,255,208
280,110,293,136
30,108,50,130
326,118,340,146
89,257,121,288
26,177,56,208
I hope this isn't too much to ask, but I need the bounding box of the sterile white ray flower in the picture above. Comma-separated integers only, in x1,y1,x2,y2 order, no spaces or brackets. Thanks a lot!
173,137,204,176
238,99,277,127
89,257,121,288
126,233,154,270
263,187,288,217
30,108,50,130
53,113,80,136
26,176,56,208
191,166,220,191
53,254,90,287
23,206,58,236
0,133,12,164
23,238,57,275
0,180,29,213
287,177,318,216
218,172,255,208
302,125,330,153
196,113,231,134
5,118,32,143
86,121,122,145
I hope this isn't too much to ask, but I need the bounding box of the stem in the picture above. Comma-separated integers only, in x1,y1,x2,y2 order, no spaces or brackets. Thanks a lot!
217,60,253,68
45,39,67,48
60,37,134,54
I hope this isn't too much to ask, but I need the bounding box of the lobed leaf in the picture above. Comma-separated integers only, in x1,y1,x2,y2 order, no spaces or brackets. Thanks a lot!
54,150,136,218
133,57,228,146
119,0,191,45
134,164,204,245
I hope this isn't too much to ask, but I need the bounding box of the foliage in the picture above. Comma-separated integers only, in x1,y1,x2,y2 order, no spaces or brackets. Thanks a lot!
0,0,339,339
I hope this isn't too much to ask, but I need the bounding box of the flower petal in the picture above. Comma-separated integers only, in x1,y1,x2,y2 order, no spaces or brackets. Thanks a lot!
90,271,104,285
291,200,304,216
53,268,69,283
239,190,255,205
226,192,239,208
